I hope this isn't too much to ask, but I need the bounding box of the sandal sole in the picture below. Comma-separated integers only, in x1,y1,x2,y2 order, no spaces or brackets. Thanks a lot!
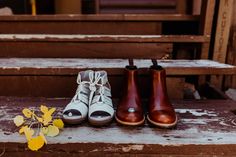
89,117,113,126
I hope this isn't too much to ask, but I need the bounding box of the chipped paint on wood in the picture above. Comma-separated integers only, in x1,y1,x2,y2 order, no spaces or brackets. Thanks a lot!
1,97,236,146
0,58,233,69
0,34,209,43
176,109,218,117
0,58,234,76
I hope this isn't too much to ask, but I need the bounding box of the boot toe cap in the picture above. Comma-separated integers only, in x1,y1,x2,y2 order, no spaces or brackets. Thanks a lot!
116,110,144,125
149,110,177,125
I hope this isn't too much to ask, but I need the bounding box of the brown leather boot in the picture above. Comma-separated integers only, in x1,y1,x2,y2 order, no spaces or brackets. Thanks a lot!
147,65,177,128
115,66,145,126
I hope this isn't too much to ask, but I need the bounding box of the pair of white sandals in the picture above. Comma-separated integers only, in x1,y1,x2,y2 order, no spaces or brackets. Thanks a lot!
63,70,114,126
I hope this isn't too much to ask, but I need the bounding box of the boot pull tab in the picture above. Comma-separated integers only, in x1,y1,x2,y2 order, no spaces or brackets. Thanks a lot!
128,59,134,66
151,59,163,70
151,59,158,67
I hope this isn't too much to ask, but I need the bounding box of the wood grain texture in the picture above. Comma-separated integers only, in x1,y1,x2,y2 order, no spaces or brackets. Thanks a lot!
211,0,234,89
0,76,184,98
0,58,234,75
0,14,200,21
199,0,215,59
0,21,162,35
1,97,236,156
0,42,172,59
0,34,210,43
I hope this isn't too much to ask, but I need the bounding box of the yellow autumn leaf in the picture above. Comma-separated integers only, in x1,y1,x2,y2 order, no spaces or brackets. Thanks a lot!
36,116,43,123
42,113,52,126
19,126,27,134
39,132,47,144
28,136,45,151
46,125,59,137
48,108,56,115
41,127,48,135
22,108,33,118
41,106,56,126
13,115,24,127
24,127,35,141
53,119,64,129
40,105,48,114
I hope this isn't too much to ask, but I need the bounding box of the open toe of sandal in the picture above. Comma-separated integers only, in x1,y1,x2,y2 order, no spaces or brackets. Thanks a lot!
88,100,114,126
63,101,88,124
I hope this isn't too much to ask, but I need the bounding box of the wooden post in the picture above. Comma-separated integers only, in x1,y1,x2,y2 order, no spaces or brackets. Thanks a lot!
198,0,216,85
192,0,202,15
55,0,82,14
95,0,100,14
176,0,187,14
199,0,215,59
210,0,233,89
30,0,36,15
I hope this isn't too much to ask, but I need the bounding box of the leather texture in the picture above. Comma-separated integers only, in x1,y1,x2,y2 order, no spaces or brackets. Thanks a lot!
116,66,144,125
148,66,177,127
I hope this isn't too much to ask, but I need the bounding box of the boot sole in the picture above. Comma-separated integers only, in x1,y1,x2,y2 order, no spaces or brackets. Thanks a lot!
115,115,145,126
147,115,178,128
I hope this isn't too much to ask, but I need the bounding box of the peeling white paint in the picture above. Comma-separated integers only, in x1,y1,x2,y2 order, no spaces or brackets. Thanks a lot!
0,34,163,40
122,145,144,152
0,58,233,70
176,109,218,117
180,118,219,125
1,127,236,146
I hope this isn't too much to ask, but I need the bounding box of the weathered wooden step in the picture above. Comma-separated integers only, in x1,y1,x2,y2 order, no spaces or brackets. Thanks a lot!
0,34,206,58
0,58,234,75
1,97,236,156
0,14,199,35
0,58,234,98
0,34,209,43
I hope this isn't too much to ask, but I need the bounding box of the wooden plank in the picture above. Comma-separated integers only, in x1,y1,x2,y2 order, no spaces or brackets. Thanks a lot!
0,34,210,43
0,21,162,35
99,0,176,8
199,0,215,59
198,0,216,85
0,58,234,75
176,0,187,14
99,8,177,14
1,97,236,156
192,0,202,15
0,76,184,98
0,14,200,21
212,0,233,63
0,42,172,59
211,0,234,89
225,28,236,89
55,0,82,14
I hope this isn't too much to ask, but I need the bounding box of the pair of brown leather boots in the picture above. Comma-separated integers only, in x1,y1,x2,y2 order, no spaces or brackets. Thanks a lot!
115,65,177,128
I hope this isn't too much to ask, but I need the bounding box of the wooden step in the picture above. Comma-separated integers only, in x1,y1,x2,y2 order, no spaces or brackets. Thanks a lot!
0,14,199,22
0,34,209,43
0,58,234,75
1,97,236,156
100,0,176,8
0,34,208,58
0,15,198,34
0,14,198,35
0,58,234,98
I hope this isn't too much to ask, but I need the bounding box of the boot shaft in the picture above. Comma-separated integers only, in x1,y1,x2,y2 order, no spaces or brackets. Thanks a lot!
123,66,140,97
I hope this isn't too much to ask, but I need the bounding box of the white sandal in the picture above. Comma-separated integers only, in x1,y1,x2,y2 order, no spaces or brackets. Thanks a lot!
63,70,94,124
88,71,114,126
